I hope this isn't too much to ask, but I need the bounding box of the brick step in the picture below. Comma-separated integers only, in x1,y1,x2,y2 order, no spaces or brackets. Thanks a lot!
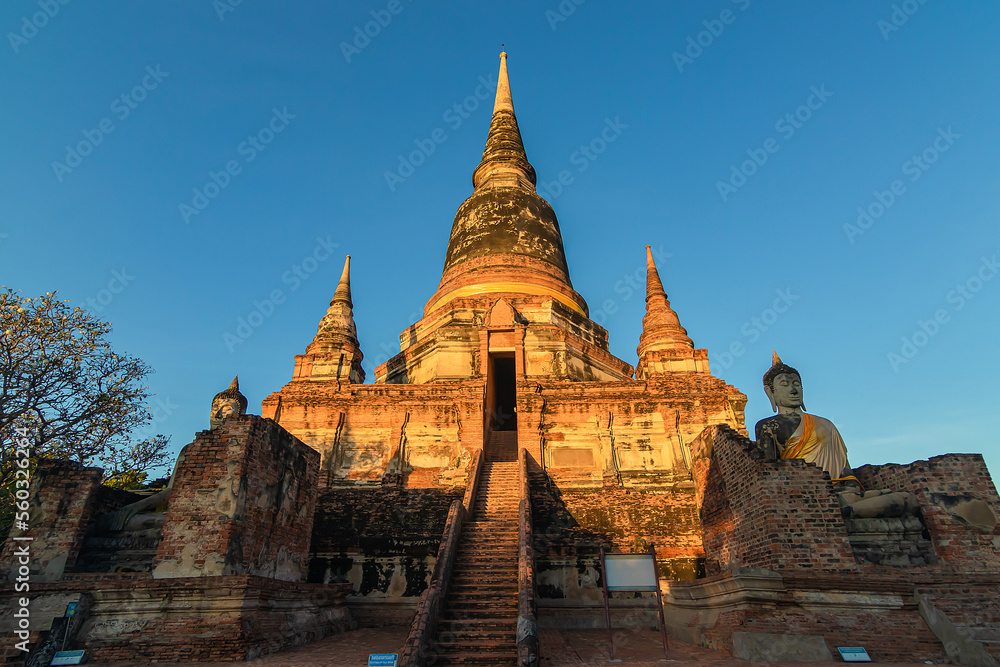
435,641,518,654
443,609,517,621
450,567,517,576
451,557,517,565
448,568,515,577
448,586,516,596
445,600,518,610
435,630,516,644
452,559,517,567
449,562,517,570
438,618,516,631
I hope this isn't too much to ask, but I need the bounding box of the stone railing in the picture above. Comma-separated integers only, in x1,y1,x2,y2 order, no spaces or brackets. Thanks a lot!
517,448,539,665
399,499,464,666
462,449,484,521
399,450,482,665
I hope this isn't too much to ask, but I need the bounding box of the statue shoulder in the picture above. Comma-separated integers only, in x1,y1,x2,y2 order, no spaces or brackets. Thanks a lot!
806,413,841,433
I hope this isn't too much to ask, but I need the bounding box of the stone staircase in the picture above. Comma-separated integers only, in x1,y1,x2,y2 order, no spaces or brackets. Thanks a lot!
487,431,518,462
434,461,520,665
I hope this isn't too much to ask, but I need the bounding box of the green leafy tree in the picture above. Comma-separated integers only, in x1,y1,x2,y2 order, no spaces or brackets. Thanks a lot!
1,288,171,538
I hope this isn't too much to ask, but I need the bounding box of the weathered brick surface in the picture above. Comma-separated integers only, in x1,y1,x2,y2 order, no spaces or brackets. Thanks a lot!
307,485,461,600
153,415,319,581
691,424,857,574
855,454,1000,570
0,460,102,582
0,575,352,665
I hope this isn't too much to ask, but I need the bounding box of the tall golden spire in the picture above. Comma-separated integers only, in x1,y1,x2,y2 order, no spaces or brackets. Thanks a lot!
427,51,588,318
471,51,536,191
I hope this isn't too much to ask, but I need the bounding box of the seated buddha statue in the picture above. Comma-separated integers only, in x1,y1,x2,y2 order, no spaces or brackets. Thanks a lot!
754,353,917,519
99,376,247,533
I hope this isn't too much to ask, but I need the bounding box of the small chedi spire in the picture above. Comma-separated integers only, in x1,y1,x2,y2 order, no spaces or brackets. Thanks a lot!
636,245,708,378
295,255,365,383
331,254,353,308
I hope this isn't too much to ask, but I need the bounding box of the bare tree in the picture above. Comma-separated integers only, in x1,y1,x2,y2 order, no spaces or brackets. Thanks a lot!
1,288,172,536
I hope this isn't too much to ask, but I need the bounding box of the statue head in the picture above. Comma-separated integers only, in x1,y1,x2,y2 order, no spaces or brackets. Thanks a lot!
210,375,248,430
763,351,806,413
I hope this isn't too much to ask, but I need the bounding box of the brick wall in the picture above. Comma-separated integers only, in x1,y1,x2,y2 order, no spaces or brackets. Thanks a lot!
308,485,462,601
0,460,102,583
530,458,704,602
152,415,319,581
0,575,352,664
691,425,857,574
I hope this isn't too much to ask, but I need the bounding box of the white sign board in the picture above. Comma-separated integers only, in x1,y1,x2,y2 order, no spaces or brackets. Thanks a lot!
604,553,657,591
837,647,872,662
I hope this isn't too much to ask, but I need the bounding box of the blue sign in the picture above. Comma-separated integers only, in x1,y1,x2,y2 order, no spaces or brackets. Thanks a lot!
368,654,398,667
837,647,872,662
50,651,86,666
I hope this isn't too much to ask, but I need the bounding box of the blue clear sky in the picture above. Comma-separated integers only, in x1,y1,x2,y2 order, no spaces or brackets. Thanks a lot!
2,2,998,480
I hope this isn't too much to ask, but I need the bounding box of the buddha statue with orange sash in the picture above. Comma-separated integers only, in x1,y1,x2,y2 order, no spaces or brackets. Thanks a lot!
755,353,917,519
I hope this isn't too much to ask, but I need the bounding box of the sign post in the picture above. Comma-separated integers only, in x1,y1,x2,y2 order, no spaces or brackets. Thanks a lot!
599,544,669,661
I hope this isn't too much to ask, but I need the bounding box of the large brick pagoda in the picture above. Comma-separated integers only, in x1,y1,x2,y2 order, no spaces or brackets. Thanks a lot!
3,52,998,666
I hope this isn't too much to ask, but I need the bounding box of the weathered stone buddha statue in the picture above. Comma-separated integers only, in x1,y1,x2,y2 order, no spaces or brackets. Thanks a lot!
754,353,917,519
101,376,248,533
210,375,248,429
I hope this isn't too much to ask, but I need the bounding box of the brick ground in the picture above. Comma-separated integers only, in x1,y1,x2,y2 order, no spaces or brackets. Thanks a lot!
82,626,939,666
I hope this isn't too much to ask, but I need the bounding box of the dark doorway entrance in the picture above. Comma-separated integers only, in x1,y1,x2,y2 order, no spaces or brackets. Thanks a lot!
490,355,516,431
